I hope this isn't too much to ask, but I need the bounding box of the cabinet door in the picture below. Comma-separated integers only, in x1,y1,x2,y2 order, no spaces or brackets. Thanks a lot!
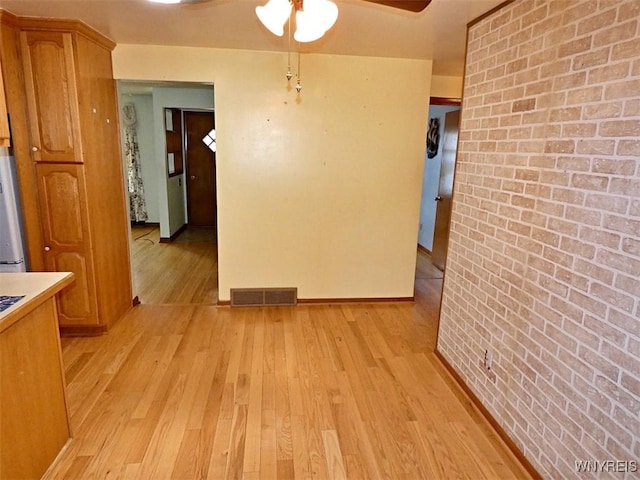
36,164,98,326
20,31,82,163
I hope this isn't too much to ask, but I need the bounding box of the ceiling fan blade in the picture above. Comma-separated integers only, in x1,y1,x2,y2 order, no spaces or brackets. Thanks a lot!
361,0,432,12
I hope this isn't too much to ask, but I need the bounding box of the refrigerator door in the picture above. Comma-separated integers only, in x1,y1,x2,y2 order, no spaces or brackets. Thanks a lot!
0,155,27,271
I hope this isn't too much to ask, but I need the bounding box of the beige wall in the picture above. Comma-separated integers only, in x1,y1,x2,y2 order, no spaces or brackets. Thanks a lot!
113,45,432,301
438,0,640,478
430,75,463,99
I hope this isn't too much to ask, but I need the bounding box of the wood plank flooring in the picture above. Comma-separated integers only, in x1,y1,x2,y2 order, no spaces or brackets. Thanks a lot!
131,225,218,305
45,249,532,479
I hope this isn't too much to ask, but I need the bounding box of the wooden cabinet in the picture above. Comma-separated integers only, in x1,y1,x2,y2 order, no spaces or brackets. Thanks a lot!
0,58,9,147
0,273,74,480
36,163,99,325
20,31,82,162
1,13,132,333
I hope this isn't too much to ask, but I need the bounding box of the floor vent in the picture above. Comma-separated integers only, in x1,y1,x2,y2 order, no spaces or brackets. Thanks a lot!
230,288,297,307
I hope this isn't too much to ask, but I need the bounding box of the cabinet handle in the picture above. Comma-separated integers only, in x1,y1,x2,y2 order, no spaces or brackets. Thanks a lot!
32,146,39,152
435,196,443,202
44,246,51,252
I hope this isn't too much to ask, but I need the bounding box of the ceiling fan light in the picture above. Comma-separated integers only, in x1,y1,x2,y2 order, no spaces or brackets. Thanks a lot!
256,0,292,37
294,0,338,42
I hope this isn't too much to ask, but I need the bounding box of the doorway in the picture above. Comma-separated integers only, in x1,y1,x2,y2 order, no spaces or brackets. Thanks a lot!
117,80,218,305
417,97,461,272
431,109,460,271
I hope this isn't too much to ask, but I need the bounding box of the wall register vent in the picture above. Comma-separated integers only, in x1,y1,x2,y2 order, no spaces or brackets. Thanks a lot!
230,288,298,307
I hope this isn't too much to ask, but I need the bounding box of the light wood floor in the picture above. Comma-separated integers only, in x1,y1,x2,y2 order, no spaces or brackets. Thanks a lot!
131,225,218,305
46,248,531,479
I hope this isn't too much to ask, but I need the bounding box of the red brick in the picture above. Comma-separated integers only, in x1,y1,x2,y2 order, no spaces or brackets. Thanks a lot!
567,86,603,104
551,188,585,205
576,8,617,35
561,123,597,137
554,72,587,90
544,140,575,154
574,258,614,285
560,0,597,23
572,48,610,71
579,226,621,249
621,237,640,258
596,250,640,276
565,206,601,226
592,158,636,175
546,23,577,46
560,237,595,259
611,38,640,61
593,20,638,48
541,59,572,79
557,156,590,172
558,37,594,58
587,62,630,84
578,345,620,381
583,102,623,120
570,173,609,191
603,214,640,237
615,274,640,297
598,120,640,137
583,315,625,348
623,99,640,117
584,193,629,215
618,0,640,21
576,140,615,155
549,217,579,236
550,107,582,122
609,178,640,196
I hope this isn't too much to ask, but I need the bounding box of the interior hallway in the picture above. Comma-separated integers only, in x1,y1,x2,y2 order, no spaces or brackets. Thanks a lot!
49,247,531,479
131,225,218,304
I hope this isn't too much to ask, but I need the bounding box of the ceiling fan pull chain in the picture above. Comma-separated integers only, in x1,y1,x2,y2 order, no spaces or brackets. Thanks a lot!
296,46,302,93
286,7,293,81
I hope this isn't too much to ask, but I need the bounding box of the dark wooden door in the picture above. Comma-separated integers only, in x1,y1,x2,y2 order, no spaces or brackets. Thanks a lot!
184,111,216,227
431,109,460,271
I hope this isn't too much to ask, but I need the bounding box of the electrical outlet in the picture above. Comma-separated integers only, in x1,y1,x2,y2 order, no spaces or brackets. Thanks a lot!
479,349,497,382
484,349,492,370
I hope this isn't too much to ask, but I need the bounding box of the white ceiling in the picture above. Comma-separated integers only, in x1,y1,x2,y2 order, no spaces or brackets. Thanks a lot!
0,0,503,76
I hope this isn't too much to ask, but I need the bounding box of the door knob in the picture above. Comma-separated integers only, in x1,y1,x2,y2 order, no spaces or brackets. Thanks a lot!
190,175,198,180
32,146,39,152
44,246,51,252
435,196,443,201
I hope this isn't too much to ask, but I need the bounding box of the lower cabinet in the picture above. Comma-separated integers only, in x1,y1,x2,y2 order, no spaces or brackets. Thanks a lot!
36,163,100,328
0,292,71,479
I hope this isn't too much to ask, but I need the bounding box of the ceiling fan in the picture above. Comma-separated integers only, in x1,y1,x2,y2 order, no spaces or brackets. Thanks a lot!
149,0,431,42
149,0,431,14
147,0,431,91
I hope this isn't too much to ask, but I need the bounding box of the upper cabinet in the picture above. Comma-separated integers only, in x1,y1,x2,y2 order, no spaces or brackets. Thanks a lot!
20,31,82,162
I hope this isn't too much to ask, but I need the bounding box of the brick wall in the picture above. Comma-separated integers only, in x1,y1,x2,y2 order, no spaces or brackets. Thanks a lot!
436,0,639,478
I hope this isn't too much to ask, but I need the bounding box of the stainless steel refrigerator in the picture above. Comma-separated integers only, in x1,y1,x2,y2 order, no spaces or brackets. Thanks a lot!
0,155,27,272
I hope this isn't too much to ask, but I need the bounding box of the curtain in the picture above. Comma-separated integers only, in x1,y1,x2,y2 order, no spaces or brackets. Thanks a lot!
122,103,148,223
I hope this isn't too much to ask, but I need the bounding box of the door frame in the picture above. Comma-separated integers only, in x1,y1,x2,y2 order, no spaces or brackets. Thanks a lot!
418,96,461,257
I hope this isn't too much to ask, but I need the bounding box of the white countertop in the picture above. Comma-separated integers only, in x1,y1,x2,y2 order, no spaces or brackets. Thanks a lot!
0,272,74,332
